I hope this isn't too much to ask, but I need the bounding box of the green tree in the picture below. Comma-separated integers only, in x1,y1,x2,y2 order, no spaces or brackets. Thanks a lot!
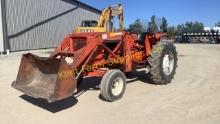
147,15,158,33
185,21,193,32
128,19,145,33
167,26,175,38
193,21,204,32
215,21,220,27
160,17,168,32
184,21,204,33
176,24,185,35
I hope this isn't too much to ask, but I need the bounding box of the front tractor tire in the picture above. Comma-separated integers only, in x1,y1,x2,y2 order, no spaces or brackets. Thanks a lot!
100,69,126,102
147,42,178,85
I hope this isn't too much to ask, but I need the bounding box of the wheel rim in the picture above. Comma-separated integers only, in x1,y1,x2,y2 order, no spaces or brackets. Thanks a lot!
111,78,124,96
162,51,174,75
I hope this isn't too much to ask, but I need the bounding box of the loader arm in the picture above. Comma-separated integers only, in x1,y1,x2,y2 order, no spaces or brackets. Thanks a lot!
11,33,103,103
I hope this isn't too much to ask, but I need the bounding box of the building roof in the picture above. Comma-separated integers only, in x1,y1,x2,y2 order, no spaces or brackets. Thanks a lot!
71,0,101,14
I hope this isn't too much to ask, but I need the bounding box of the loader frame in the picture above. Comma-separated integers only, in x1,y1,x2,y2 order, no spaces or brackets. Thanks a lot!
50,32,165,81
12,31,169,103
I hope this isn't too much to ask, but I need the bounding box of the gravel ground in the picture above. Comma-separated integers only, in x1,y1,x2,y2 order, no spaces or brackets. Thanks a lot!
0,44,220,124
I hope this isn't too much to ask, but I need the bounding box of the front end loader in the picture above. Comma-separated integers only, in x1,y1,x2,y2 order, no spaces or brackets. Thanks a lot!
12,31,177,102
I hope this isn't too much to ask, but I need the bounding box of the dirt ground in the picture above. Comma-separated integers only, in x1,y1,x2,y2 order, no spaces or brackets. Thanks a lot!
0,44,220,124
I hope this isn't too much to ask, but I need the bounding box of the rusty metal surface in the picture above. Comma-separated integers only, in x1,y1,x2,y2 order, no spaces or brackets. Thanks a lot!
12,53,76,103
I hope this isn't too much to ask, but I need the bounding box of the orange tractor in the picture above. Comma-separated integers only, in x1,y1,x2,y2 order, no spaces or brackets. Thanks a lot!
12,31,177,102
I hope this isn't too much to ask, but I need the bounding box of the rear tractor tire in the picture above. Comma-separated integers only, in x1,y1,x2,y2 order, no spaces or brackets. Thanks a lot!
100,69,126,102
147,42,178,85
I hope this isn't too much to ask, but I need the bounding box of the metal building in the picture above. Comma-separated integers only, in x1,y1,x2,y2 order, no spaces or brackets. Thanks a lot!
0,0,101,53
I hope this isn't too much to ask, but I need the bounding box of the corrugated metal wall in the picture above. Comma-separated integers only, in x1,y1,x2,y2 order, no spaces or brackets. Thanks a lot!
0,0,4,52
5,0,100,51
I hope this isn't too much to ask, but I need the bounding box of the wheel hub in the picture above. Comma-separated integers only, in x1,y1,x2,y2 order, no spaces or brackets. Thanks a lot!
162,52,174,75
111,78,123,96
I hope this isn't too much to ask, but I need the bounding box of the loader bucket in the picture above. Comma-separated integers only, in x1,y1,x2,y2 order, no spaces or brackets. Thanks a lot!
12,53,77,103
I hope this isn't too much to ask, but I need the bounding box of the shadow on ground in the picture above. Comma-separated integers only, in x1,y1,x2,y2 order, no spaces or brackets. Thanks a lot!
74,76,101,97
19,71,155,112
126,70,157,85
19,77,101,113
20,95,78,113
